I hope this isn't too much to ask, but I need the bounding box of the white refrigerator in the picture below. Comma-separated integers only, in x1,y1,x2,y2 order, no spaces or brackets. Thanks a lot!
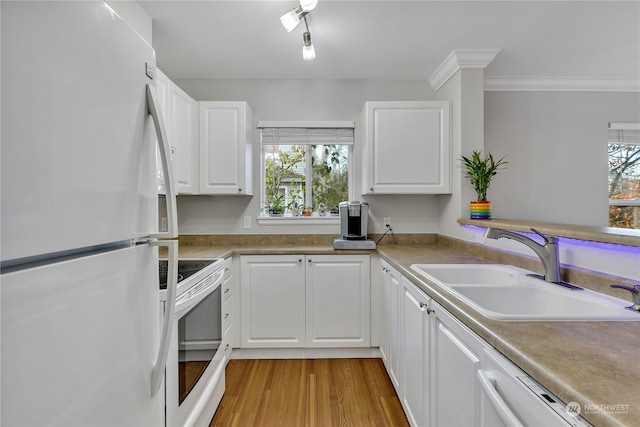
1,1,178,425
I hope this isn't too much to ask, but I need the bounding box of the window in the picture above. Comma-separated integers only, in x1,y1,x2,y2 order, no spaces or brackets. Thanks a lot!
608,123,640,229
259,125,353,218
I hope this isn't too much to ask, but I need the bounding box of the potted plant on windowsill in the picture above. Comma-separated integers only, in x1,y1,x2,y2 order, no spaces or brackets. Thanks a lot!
461,150,508,219
267,195,286,217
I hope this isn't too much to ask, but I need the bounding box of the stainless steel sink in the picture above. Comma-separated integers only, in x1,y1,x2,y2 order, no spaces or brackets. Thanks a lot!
410,264,640,321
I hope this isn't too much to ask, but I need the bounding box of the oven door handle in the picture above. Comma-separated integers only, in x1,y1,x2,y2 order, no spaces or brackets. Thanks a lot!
175,268,224,315
150,239,178,397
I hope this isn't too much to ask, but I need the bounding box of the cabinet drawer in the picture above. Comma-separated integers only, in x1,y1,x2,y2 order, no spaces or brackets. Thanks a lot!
222,294,233,336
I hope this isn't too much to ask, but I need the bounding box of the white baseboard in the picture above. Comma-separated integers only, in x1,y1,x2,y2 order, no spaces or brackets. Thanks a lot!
230,347,382,360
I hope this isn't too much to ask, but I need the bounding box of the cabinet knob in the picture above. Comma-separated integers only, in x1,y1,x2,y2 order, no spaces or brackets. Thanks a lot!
370,187,374,192
224,313,229,319
419,302,433,314
308,259,312,263
238,187,242,192
298,258,303,263
224,288,230,293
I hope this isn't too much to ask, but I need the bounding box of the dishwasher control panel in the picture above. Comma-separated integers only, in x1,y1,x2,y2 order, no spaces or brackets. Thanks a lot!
517,376,593,427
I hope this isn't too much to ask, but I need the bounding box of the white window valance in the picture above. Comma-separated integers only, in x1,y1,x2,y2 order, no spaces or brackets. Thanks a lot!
609,123,640,145
257,121,355,146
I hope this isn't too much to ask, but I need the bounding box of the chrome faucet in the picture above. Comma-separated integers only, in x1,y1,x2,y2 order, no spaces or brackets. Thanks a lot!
484,227,561,284
610,284,640,312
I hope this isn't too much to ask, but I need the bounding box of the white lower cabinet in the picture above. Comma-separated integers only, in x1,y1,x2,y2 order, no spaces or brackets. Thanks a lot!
380,260,403,390
240,255,306,347
240,254,370,348
431,300,485,427
401,276,431,427
305,255,371,347
381,268,486,427
382,265,581,427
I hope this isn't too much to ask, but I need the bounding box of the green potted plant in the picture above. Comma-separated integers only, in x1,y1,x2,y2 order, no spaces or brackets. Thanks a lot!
267,195,286,217
460,150,507,219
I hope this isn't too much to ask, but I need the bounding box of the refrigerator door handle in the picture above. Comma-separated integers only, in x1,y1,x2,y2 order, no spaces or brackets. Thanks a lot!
150,239,178,396
146,83,178,239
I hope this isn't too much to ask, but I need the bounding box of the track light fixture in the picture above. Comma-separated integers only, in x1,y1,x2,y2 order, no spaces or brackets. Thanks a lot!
280,0,318,60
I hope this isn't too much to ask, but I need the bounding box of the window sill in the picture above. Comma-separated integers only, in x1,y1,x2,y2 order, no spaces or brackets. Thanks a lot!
257,215,340,226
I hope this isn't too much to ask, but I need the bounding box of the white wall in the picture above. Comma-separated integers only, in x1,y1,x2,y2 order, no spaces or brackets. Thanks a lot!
485,91,640,227
477,90,640,280
105,0,152,44
436,69,488,242
174,79,440,235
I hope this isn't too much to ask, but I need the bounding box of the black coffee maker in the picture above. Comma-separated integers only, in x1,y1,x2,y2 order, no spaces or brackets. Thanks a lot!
339,201,369,240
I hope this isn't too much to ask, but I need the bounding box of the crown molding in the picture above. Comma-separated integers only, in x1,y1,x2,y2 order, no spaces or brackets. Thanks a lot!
484,76,640,92
429,49,501,91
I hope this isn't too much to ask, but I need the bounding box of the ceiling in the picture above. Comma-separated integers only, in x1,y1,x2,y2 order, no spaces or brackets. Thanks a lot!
139,0,640,84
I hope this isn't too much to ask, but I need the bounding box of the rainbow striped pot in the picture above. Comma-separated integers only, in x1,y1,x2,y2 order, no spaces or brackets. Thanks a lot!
470,200,491,219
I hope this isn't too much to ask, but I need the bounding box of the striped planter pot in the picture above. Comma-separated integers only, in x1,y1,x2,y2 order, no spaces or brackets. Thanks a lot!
470,200,491,219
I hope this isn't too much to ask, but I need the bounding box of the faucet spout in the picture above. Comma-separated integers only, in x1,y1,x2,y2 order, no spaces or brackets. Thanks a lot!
484,227,561,283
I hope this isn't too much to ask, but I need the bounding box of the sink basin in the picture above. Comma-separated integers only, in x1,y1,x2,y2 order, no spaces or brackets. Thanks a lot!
410,264,640,321
410,264,529,286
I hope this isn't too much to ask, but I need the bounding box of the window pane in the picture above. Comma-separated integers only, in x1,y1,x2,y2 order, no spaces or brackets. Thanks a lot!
261,128,351,217
608,142,640,229
264,144,306,214
311,144,349,213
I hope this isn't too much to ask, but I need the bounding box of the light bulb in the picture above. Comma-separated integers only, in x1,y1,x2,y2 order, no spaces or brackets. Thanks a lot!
280,8,301,32
299,0,318,12
302,43,315,61
303,32,316,61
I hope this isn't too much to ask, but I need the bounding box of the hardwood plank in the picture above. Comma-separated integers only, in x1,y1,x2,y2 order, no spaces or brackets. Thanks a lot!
210,358,409,427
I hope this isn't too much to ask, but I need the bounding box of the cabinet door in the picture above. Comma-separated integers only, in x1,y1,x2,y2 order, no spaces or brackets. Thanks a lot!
431,301,486,427
362,101,450,195
199,101,253,195
388,263,403,391
167,82,198,194
305,255,370,347
379,263,391,367
401,277,431,427
240,255,305,347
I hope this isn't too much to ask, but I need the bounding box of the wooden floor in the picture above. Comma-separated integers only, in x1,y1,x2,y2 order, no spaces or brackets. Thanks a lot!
209,358,410,427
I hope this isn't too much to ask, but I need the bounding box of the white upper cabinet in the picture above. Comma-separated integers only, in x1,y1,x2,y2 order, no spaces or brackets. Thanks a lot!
167,82,198,194
155,69,197,195
361,101,451,195
199,101,254,195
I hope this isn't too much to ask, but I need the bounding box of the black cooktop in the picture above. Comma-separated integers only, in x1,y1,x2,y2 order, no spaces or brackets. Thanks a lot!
158,259,217,290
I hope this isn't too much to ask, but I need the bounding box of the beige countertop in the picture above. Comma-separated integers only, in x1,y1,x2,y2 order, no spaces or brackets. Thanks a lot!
171,239,639,427
459,217,640,247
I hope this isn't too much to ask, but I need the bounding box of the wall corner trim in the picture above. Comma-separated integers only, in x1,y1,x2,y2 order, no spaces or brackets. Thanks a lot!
428,49,501,91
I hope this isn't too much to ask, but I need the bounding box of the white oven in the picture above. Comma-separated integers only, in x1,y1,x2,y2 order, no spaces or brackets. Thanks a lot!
160,258,227,427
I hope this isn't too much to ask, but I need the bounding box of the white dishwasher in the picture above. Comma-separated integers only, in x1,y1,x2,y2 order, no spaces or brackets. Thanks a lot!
478,348,593,427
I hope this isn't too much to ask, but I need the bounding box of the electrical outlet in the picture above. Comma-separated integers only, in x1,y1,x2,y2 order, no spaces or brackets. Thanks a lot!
383,217,391,228
243,215,252,229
